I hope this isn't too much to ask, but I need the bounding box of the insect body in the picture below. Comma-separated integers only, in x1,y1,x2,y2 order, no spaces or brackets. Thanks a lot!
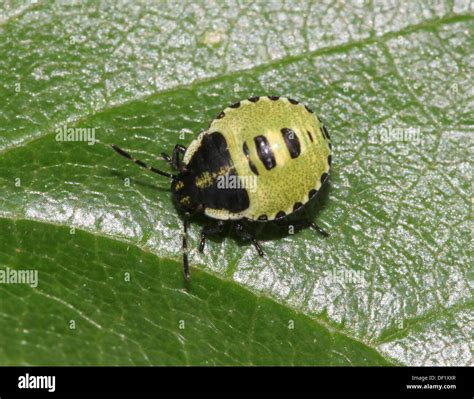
112,96,332,280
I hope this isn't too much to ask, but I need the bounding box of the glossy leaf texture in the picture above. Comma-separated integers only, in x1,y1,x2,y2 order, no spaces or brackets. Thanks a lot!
0,1,472,365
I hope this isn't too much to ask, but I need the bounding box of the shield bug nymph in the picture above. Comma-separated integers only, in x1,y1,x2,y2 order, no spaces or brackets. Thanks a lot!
112,96,332,280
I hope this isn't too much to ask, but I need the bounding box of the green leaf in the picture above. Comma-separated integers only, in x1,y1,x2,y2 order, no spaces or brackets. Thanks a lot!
0,1,472,366
0,218,391,365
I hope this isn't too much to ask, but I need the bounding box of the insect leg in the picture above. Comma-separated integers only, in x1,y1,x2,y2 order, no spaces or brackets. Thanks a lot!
199,220,226,252
161,144,187,171
171,144,187,170
160,152,172,164
309,221,330,237
183,213,190,280
234,222,264,256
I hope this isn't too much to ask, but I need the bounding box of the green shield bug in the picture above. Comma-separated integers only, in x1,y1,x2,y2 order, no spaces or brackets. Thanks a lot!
112,96,332,280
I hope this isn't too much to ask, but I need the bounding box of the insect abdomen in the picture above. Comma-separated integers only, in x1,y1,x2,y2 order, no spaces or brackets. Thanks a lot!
199,96,332,221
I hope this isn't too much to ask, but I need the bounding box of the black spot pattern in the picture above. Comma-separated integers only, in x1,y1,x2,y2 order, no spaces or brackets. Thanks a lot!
288,98,299,105
320,172,328,185
293,202,303,212
305,105,314,113
230,101,241,108
309,189,317,198
281,128,301,158
254,135,276,170
275,211,286,219
268,96,280,101
216,111,225,119
328,155,332,166
242,142,259,176
307,130,314,142
248,96,260,102
322,125,330,140
258,215,268,221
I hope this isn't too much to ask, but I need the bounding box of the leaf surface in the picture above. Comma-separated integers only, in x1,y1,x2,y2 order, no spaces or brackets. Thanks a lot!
0,1,472,365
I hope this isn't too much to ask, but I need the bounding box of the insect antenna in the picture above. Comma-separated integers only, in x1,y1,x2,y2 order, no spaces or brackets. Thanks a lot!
111,144,177,180
182,212,190,280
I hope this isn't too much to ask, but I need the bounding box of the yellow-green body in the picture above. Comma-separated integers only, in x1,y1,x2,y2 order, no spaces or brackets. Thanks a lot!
183,96,332,221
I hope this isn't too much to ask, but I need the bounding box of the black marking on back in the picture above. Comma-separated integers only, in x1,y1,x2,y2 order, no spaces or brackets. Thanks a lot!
281,128,301,158
305,105,314,113
254,135,276,170
230,101,241,108
216,111,225,119
320,172,328,185
322,125,330,140
184,131,250,213
293,202,303,212
268,96,280,101
309,189,317,198
328,155,332,166
307,130,314,142
248,96,260,102
275,210,286,219
243,141,259,176
288,98,299,105
258,215,268,221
